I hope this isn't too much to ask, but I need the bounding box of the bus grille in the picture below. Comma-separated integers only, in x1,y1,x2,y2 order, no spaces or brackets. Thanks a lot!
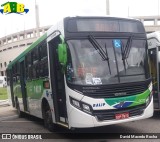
93,104,145,121
82,80,150,98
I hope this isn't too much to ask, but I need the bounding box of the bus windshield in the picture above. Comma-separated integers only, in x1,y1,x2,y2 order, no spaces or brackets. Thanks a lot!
67,38,149,85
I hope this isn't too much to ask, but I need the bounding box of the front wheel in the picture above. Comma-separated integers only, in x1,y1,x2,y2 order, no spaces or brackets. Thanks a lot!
42,103,56,132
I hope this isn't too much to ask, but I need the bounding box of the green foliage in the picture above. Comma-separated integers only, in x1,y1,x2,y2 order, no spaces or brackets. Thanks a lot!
0,87,8,100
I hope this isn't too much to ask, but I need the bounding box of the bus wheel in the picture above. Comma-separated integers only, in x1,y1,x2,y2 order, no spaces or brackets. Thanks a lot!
15,99,23,118
42,103,55,132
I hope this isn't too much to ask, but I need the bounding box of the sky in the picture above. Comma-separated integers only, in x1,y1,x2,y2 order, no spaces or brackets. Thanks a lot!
0,0,159,38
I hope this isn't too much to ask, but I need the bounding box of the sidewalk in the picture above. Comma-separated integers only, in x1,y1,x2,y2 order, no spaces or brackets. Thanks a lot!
0,102,18,121
0,99,9,106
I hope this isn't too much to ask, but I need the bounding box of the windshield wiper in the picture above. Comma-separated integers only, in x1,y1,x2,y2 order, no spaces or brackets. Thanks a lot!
121,42,127,72
121,35,133,71
122,35,133,60
105,43,111,75
88,35,111,75
88,35,107,60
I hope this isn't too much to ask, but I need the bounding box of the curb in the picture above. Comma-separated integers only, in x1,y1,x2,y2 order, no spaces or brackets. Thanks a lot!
0,115,18,121
0,100,9,106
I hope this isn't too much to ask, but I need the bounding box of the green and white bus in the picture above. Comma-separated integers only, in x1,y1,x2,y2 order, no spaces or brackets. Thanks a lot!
147,31,160,110
7,16,153,131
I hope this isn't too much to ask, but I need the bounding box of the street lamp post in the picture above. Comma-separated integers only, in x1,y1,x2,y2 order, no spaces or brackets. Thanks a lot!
106,0,110,15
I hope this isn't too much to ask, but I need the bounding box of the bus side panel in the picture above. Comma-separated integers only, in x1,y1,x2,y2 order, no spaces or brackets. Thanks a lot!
14,81,23,111
26,78,47,118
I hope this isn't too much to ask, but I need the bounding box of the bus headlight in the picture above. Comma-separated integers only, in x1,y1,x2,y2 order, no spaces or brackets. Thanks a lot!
70,98,81,109
82,104,91,112
69,97,92,114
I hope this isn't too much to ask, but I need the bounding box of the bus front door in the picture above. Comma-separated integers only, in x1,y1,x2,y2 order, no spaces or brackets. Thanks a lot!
148,47,160,109
20,60,28,112
48,37,68,125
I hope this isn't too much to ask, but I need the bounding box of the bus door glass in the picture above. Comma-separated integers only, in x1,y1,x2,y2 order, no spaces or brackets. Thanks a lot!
148,48,159,107
48,35,67,123
20,60,28,112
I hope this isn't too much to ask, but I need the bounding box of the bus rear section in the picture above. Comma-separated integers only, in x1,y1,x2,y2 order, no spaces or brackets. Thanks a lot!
147,32,160,110
0,76,7,87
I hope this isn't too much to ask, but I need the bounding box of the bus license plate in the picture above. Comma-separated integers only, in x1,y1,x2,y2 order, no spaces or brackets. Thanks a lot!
115,112,129,120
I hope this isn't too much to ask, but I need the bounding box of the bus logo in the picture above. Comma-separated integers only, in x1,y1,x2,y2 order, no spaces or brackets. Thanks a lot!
114,92,127,96
0,1,29,14
2,134,12,139
113,101,133,109
93,103,105,107
113,39,121,48
116,101,125,108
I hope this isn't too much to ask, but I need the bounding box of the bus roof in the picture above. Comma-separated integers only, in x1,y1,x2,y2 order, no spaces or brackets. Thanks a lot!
64,16,141,21
7,33,47,70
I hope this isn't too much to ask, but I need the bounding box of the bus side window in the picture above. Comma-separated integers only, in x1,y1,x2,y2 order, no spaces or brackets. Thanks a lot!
26,52,32,80
25,56,28,80
32,47,39,64
28,66,33,80
39,41,47,60
32,65,36,79
39,59,48,78
39,41,48,78
32,47,38,79
6,70,10,85
12,63,19,83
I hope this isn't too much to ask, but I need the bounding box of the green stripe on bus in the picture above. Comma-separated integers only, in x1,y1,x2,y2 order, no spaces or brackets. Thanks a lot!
105,89,150,107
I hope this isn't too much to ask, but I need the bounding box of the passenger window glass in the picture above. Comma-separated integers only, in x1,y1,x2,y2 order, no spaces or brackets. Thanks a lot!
32,47,39,64
40,42,47,60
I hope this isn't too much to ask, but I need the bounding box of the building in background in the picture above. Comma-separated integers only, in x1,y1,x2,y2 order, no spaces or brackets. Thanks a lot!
133,16,160,33
0,26,50,76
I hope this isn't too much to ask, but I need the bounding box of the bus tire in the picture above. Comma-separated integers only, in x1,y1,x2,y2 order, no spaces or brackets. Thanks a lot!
15,98,23,118
42,103,56,132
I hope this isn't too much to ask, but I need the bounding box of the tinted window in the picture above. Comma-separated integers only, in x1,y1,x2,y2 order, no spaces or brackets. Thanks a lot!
32,47,39,64
40,41,47,60
26,52,32,66
39,59,48,78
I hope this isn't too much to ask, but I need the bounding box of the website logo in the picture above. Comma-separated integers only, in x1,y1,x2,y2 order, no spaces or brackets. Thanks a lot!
2,134,12,139
0,1,29,15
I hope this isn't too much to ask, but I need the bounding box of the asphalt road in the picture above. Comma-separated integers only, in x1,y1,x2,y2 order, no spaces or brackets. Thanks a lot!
0,105,160,142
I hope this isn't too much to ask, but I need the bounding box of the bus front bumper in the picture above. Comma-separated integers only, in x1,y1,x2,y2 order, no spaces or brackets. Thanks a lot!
68,96,153,129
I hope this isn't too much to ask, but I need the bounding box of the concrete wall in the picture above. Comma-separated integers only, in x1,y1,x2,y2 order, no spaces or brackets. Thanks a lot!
0,26,50,76
133,16,160,32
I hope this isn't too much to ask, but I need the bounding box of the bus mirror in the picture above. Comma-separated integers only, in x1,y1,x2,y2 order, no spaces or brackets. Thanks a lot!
58,43,67,67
